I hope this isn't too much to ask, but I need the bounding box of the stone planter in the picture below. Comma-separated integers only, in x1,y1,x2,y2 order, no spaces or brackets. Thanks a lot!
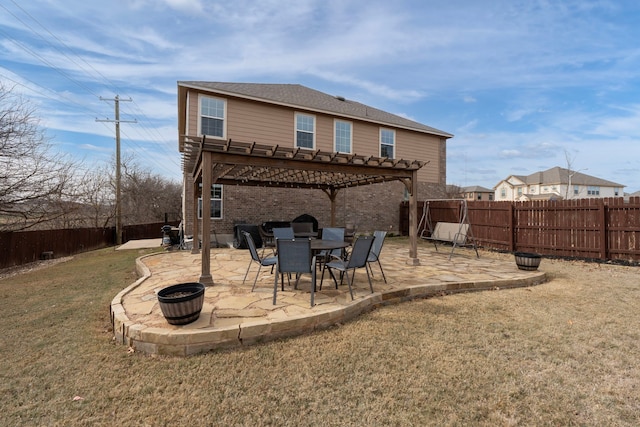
157,282,205,325
514,252,542,271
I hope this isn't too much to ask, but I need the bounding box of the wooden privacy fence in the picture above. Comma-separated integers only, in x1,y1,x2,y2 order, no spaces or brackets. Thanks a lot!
0,222,178,269
400,197,640,262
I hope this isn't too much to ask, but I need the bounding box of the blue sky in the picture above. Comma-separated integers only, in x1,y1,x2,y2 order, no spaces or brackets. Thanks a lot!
2,0,640,192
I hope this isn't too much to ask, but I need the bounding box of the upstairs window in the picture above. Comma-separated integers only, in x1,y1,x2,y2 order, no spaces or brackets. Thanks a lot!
588,186,600,196
200,96,225,138
614,187,620,196
295,113,315,149
380,128,395,158
334,120,352,153
574,185,579,195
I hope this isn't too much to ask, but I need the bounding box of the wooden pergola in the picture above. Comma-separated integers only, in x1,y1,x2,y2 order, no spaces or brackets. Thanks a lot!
181,136,425,286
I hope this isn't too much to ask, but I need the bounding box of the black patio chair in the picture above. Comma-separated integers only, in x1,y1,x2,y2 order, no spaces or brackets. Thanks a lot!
242,231,277,291
273,238,317,307
367,230,388,283
272,227,295,240
320,235,375,300
318,226,345,257
258,223,275,254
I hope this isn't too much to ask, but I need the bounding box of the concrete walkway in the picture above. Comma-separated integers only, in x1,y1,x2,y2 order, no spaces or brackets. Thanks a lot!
111,238,546,356
115,238,162,250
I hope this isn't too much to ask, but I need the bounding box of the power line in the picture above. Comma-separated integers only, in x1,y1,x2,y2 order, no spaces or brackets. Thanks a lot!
6,0,122,95
0,26,101,98
0,2,181,176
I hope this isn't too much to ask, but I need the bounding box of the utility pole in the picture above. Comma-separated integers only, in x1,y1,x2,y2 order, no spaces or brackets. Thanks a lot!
97,95,137,245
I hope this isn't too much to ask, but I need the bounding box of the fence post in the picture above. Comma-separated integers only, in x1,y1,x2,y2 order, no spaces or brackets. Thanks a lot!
599,203,608,260
509,203,516,252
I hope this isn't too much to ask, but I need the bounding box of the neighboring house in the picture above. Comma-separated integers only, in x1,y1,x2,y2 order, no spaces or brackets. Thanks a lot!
625,190,640,201
494,167,624,201
462,185,494,201
177,82,453,239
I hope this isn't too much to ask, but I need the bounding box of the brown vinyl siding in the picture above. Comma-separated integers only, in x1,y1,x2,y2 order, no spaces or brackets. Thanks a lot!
396,129,442,183
186,92,199,135
227,98,293,145
353,122,379,155
314,113,334,152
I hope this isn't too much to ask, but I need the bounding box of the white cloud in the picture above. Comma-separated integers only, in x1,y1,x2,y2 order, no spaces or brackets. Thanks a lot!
4,0,640,192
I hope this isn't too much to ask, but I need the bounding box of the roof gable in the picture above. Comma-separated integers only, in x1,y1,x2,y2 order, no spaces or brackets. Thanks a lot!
178,81,453,138
524,167,624,187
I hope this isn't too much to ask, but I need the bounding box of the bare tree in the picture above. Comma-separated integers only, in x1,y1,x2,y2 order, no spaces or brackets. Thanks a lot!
445,184,464,199
120,158,181,225
0,83,78,231
564,149,585,200
74,164,116,228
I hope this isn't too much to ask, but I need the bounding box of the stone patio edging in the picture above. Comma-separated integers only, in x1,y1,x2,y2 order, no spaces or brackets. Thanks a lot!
111,253,546,356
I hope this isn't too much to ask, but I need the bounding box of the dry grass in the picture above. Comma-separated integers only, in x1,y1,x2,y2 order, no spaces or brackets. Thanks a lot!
1,246,639,426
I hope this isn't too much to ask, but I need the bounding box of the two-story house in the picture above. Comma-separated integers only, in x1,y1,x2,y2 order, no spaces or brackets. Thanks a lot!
494,167,624,201
177,82,453,244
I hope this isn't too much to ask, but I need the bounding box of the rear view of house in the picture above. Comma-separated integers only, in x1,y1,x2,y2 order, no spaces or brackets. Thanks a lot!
177,82,453,241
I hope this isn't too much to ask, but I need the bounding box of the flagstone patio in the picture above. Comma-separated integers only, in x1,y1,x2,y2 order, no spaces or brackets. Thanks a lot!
111,238,546,356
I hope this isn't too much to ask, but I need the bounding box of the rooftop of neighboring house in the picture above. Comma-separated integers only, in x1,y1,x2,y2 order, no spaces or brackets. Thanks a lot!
498,166,624,188
462,185,493,193
177,81,453,138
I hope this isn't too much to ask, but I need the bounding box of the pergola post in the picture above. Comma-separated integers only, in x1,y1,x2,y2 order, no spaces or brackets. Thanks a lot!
329,188,338,226
407,170,420,265
199,151,214,286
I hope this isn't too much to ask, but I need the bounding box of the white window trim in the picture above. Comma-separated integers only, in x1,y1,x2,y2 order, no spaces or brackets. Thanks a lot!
198,184,223,219
333,119,353,154
197,94,227,139
294,112,316,149
587,186,600,196
379,128,395,158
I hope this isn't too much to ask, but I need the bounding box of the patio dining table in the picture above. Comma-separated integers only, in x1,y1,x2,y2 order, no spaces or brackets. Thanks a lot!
273,240,350,300
309,239,350,253
294,231,318,238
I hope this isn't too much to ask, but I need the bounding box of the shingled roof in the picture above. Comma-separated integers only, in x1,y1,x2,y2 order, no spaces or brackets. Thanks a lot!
523,167,624,187
178,81,453,138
